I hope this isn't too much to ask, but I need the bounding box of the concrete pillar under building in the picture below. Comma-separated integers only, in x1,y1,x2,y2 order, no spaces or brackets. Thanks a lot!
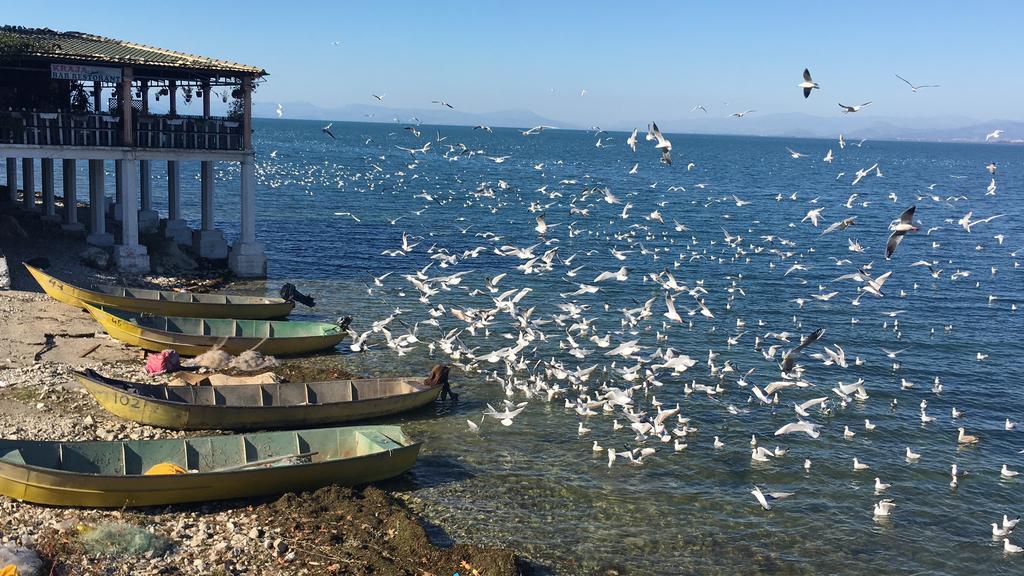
162,160,190,245
86,159,113,246
112,159,150,273
41,158,59,221
112,160,124,221
192,161,228,259
138,160,158,233
21,158,35,210
62,159,84,231
228,155,266,277
5,158,16,203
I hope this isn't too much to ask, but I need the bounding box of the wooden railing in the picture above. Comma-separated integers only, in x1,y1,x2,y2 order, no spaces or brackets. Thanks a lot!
0,110,244,151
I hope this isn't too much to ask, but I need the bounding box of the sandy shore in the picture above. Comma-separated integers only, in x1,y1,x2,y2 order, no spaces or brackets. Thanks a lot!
0,211,523,575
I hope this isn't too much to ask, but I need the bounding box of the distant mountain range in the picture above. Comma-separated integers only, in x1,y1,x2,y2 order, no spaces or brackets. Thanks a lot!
254,101,563,133
254,101,1023,143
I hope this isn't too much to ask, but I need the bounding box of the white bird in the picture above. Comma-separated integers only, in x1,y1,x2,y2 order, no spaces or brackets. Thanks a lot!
853,457,869,471
957,427,979,445
650,122,672,165
1005,539,1024,554
730,109,756,118
985,129,1003,142
894,73,939,92
874,477,892,492
751,485,794,510
775,420,820,438
798,68,819,98
713,436,725,449
626,128,638,152
873,499,896,517
1002,465,1020,479
993,523,1012,538
275,103,284,118
839,101,872,114
786,147,807,159
1007,419,1017,431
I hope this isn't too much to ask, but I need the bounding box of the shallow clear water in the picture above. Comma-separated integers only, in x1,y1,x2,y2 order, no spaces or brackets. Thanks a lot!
177,119,1024,574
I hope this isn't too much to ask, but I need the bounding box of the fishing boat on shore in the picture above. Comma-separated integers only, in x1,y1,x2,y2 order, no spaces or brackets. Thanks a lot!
75,369,445,430
24,263,295,319
0,425,420,507
83,304,347,356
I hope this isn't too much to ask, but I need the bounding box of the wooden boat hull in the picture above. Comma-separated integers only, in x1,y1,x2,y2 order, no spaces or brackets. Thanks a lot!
24,263,294,319
84,304,345,356
76,370,443,431
0,426,420,507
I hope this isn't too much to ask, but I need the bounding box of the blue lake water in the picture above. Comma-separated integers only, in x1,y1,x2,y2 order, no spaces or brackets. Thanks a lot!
162,119,1024,574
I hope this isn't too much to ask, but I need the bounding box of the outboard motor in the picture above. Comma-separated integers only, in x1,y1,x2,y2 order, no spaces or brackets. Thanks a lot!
280,283,316,307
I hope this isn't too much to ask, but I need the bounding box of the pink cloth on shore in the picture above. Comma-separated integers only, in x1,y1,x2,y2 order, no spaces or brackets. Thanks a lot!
145,350,181,374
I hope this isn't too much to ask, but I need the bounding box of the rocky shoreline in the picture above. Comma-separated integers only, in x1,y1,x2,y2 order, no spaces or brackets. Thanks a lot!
0,212,525,575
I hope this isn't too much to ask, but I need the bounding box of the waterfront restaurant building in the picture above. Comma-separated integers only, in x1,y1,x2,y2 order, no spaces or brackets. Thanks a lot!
0,26,267,277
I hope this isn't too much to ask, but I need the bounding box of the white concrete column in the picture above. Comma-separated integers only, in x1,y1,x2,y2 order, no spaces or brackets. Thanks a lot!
62,159,84,231
41,158,58,221
86,159,112,246
4,158,15,203
137,159,158,233
162,160,189,244
192,161,228,258
21,158,35,210
112,160,124,221
112,158,149,273
228,154,266,277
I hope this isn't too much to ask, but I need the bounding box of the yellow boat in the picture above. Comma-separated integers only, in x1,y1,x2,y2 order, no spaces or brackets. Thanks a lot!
0,425,420,507
75,369,444,431
83,304,346,356
24,263,294,319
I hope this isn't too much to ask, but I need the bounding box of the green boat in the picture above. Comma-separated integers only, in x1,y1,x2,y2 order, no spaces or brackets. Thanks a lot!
75,369,445,431
0,425,420,507
84,304,347,356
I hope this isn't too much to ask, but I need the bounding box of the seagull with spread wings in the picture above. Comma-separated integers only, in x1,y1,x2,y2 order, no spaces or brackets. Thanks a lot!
894,73,939,92
839,102,872,113
798,68,819,98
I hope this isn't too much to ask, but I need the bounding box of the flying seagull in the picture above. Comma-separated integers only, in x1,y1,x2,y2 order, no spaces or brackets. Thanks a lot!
781,328,826,373
985,129,1003,142
321,122,336,139
275,103,284,118
730,109,756,118
799,68,819,98
432,100,454,109
894,74,939,92
372,93,386,101
650,122,672,165
886,205,918,259
839,102,872,114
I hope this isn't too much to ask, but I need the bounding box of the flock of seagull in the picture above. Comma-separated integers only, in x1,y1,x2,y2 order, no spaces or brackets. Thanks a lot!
261,68,1020,559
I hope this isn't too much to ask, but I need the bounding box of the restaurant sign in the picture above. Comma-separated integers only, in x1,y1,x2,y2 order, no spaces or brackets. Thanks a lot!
50,63,122,83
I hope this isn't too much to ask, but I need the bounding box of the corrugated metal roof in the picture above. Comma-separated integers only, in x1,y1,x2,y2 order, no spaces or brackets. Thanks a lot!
0,26,265,76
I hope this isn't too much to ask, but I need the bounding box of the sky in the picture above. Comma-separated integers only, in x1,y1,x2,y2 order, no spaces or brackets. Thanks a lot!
6,0,1024,126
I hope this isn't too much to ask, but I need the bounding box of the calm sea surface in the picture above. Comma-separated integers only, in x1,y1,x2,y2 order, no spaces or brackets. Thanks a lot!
157,119,1022,574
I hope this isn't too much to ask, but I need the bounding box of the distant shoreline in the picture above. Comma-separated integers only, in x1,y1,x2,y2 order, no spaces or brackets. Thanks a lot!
252,116,1022,146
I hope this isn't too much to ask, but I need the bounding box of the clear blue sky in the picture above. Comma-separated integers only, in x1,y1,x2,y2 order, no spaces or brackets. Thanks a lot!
6,0,1023,124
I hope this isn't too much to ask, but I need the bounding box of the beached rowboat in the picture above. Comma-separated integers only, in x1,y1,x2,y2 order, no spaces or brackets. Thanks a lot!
83,304,346,356
75,369,443,430
24,263,295,319
0,425,420,507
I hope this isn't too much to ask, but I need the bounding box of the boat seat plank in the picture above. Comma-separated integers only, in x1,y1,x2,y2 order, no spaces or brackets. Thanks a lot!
1,448,26,464
357,430,403,452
